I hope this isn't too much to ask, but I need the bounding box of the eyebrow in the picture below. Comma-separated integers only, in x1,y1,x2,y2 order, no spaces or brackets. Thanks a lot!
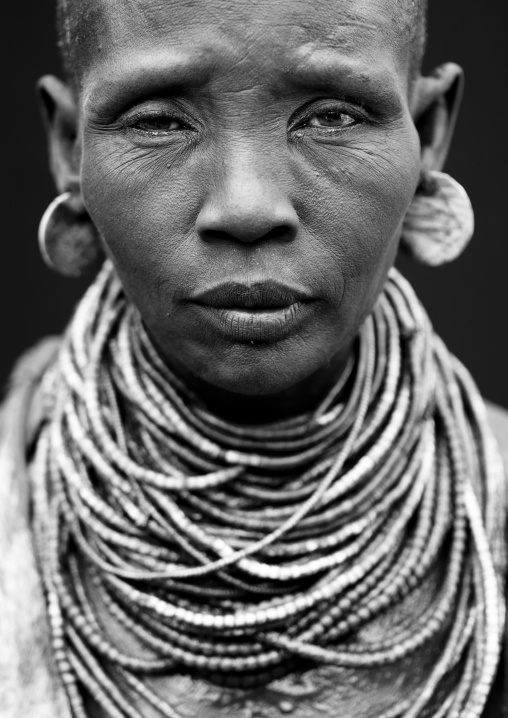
286,51,406,107
83,46,406,117
82,50,216,114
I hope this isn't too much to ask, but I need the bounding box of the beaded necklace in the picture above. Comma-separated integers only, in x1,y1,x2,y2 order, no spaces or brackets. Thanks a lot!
31,261,506,718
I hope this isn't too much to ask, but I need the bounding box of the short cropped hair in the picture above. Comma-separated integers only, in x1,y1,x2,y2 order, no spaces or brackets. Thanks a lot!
56,0,428,83
400,0,429,75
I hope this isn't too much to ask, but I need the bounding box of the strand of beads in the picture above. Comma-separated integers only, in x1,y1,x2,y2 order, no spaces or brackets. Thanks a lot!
31,261,506,718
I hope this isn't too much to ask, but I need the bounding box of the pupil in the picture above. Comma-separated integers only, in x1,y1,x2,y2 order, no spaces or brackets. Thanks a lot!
141,118,176,131
321,112,344,126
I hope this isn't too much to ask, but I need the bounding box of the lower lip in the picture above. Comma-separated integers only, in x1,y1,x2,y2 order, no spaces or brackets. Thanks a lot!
192,302,314,342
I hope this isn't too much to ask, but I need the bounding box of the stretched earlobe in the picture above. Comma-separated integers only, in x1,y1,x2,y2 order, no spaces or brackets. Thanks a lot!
38,192,104,278
400,170,474,266
36,77,103,277
404,64,472,266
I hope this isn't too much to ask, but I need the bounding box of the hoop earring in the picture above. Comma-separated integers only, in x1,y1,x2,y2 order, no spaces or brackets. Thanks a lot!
400,171,474,266
38,192,104,277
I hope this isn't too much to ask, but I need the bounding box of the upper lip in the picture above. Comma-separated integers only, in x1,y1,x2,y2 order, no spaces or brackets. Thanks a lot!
190,280,313,309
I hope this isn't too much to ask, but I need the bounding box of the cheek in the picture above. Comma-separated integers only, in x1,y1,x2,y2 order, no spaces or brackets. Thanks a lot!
80,139,206,321
294,125,420,319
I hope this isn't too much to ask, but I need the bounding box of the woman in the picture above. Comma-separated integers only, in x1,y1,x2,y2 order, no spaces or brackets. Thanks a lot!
1,0,507,715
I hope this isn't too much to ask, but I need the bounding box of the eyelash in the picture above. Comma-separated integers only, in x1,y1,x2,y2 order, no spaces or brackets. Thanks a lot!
120,99,370,142
289,100,369,135
125,111,194,137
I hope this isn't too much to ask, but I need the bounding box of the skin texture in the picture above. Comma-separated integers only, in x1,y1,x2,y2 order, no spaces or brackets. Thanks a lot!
39,0,462,423
55,0,428,91
35,2,474,714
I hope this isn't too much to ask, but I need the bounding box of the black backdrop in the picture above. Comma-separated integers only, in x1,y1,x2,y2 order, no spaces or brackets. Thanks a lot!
2,2,507,405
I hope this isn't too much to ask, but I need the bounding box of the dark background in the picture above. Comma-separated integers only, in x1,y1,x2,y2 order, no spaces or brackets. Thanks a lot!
2,2,507,405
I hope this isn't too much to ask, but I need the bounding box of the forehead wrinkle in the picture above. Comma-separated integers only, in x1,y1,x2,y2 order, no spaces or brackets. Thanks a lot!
106,0,185,34
70,0,418,93
84,0,411,40
68,0,178,85
75,0,233,79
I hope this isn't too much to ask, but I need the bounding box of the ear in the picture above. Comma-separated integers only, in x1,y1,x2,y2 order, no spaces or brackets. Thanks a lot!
410,63,464,173
36,75,81,196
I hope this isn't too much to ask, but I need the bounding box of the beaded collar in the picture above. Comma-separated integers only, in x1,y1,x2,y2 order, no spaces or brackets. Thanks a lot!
30,261,507,718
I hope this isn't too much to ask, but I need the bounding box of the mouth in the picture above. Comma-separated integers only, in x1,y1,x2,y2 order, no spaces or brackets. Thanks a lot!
188,280,316,342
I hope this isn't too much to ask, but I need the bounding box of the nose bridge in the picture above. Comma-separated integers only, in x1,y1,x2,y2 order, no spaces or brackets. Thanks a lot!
215,133,289,212
196,133,299,244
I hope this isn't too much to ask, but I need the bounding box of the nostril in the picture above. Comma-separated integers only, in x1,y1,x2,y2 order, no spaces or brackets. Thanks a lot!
201,229,237,243
263,225,295,241
200,223,296,244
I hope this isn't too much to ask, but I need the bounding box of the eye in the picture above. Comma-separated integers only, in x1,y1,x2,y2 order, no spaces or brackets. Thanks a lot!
305,110,358,130
288,100,368,139
129,113,188,135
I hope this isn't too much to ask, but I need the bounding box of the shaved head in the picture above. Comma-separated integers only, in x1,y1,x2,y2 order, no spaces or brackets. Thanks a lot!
394,0,428,73
56,0,428,84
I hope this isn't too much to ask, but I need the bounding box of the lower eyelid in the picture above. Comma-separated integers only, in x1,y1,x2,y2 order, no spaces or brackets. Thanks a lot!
133,127,180,134
299,119,359,132
124,126,198,146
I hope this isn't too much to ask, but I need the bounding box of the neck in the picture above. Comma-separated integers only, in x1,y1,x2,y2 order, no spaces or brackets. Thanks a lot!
31,265,504,718
157,344,355,425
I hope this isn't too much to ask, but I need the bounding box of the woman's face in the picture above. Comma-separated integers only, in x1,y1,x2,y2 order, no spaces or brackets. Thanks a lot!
76,0,421,397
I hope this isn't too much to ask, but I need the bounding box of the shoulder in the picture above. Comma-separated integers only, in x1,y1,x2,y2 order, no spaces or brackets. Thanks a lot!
485,401,508,476
0,337,60,547
0,337,70,718
0,337,60,438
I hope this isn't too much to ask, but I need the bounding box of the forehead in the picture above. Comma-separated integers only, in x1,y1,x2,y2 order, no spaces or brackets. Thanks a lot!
95,0,403,37
77,0,412,96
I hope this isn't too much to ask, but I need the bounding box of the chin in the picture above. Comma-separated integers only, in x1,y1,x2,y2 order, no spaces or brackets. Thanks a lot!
207,349,311,395
151,311,349,403
185,335,342,401
210,364,303,397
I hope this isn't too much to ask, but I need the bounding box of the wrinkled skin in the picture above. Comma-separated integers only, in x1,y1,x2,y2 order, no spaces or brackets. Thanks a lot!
38,0,468,714
40,0,462,423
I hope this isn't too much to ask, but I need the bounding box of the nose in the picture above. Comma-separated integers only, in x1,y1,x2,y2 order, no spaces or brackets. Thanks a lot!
196,147,299,245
